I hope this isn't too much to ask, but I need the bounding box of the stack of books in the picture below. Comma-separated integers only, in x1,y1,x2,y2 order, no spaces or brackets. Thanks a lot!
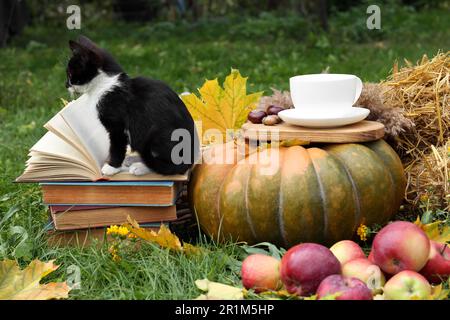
16,96,190,246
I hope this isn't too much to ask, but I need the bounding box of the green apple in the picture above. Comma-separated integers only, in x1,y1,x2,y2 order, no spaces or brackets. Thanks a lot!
384,270,431,300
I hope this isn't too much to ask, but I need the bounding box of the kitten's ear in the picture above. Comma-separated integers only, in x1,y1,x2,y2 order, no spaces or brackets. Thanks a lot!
69,39,103,67
77,36,104,67
69,40,83,53
77,36,97,50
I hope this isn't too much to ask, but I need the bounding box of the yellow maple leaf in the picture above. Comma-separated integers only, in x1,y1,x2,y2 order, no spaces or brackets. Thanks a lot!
182,69,263,144
195,279,244,300
124,218,182,251
123,217,204,255
414,216,450,244
0,259,70,300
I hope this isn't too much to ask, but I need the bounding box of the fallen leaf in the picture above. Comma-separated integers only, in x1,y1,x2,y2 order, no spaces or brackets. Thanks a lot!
429,283,449,300
259,289,300,300
182,69,263,144
0,259,70,300
123,217,204,255
303,294,318,300
124,218,181,251
195,279,243,300
60,98,69,107
317,292,342,300
414,216,450,244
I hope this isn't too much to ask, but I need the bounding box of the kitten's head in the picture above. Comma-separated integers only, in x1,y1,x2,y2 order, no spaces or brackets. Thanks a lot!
66,36,122,94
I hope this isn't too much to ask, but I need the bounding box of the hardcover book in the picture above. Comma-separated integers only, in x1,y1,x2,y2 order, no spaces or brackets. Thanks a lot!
50,205,177,230
40,181,180,206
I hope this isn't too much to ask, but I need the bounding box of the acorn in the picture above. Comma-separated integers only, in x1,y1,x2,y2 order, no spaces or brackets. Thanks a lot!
248,110,267,124
267,105,284,116
262,115,281,126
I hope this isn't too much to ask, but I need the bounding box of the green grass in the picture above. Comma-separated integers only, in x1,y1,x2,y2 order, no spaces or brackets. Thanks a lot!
0,5,449,299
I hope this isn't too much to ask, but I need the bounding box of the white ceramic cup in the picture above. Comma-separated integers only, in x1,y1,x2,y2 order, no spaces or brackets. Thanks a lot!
290,74,363,110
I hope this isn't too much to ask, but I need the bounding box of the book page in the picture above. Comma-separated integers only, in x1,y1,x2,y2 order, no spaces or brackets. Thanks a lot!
45,113,94,164
30,132,93,169
109,170,189,181
26,155,97,174
18,166,97,181
59,95,110,170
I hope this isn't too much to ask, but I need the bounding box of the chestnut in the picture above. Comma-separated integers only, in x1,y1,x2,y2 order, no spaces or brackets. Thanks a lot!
267,105,284,116
248,110,267,124
262,115,281,126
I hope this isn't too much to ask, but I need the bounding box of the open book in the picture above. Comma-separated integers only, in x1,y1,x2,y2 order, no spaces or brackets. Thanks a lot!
16,95,189,182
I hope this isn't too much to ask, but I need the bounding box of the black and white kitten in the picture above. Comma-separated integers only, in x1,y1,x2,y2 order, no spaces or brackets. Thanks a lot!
66,36,199,176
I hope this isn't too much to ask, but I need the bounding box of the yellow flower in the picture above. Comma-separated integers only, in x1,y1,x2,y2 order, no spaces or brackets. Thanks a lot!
107,225,130,237
419,194,429,203
128,232,137,239
108,245,117,254
117,226,130,237
107,225,119,235
108,245,121,262
112,253,121,262
357,224,370,241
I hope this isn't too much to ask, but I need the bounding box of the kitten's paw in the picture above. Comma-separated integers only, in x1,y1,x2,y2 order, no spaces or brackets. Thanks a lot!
123,155,142,167
129,162,152,176
101,163,122,176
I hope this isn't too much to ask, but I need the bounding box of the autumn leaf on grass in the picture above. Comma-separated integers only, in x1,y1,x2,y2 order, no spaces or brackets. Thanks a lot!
123,217,204,255
182,69,263,144
195,279,244,300
414,216,450,244
124,218,181,251
60,98,69,107
258,289,300,300
0,259,70,300
429,283,450,300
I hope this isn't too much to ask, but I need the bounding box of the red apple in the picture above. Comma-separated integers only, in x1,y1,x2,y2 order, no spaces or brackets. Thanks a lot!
342,258,385,293
280,243,341,296
316,275,372,300
420,241,450,284
368,250,375,264
330,240,366,266
384,270,431,300
371,221,430,275
241,254,282,292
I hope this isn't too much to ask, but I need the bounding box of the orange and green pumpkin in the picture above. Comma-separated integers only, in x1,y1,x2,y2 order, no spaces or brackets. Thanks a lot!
189,140,405,247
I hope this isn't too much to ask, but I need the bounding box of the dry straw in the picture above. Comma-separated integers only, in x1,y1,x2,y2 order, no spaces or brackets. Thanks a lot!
382,52,450,207
406,143,450,209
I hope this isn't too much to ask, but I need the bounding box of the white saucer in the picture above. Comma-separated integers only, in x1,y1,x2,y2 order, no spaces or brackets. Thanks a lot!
278,107,370,128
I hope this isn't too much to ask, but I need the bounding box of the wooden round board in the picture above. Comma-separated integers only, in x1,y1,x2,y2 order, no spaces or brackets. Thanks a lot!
241,120,385,143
